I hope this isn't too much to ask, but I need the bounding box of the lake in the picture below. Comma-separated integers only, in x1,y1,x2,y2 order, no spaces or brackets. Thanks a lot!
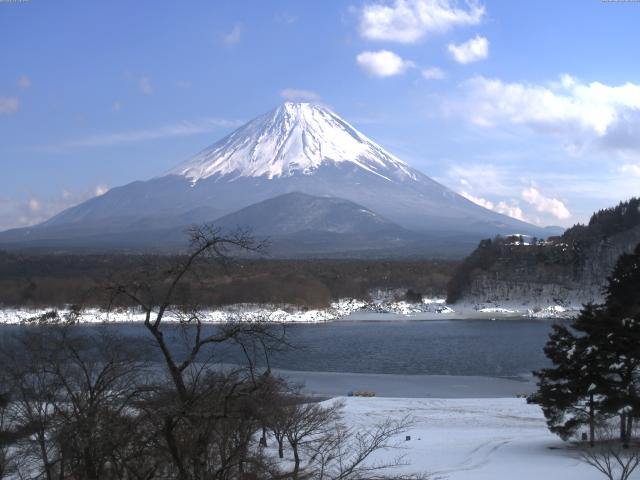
0,317,561,378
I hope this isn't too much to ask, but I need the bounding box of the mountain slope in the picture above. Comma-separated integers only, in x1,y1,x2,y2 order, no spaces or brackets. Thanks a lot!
0,102,553,255
213,192,404,236
208,192,429,257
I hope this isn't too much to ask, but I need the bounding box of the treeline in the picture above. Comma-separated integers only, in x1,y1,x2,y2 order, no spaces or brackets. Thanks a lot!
564,197,640,244
0,251,456,309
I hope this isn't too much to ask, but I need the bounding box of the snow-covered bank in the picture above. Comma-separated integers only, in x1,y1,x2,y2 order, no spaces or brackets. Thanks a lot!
278,370,536,399
0,301,364,325
0,295,580,325
332,397,602,479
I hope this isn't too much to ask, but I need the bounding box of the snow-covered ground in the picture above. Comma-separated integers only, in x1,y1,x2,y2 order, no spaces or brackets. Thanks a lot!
331,397,605,480
0,291,580,324
0,300,369,324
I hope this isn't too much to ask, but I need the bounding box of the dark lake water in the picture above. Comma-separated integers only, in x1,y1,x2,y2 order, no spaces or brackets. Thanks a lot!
0,318,562,377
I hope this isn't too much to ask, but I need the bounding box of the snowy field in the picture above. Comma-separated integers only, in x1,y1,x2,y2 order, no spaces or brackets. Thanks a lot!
332,397,608,480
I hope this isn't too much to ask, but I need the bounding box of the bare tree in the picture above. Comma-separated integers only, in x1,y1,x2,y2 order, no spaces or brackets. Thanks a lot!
282,400,341,477
107,226,293,480
0,388,17,479
306,414,429,480
0,324,151,480
580,424,640,480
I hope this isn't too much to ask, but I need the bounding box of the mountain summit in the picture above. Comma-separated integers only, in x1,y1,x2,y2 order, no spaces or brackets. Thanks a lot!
170,102,416,183
0,103,557,256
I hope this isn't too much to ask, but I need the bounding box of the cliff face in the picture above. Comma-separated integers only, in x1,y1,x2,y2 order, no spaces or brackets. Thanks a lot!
447,198,640,307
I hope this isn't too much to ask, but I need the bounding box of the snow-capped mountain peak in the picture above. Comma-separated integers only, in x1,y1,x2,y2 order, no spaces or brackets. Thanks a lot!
169,102,417,183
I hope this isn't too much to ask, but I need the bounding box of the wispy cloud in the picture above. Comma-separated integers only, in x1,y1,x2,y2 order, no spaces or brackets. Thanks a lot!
422,66,446,80
461,191,526,222
0,97,19,114
448,35,489,63
18,75,31,89
280,88,321,102
356,50,415,77
438,164,578,225
0,186,109,231
33,118,241,153
222,24,242,46
359,0,485,43
275,12,297,25
138,76,153,95
619,163,640,177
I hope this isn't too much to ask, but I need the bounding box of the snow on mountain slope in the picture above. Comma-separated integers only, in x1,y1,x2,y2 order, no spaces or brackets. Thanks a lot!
0,102,555,254
169,102,417,183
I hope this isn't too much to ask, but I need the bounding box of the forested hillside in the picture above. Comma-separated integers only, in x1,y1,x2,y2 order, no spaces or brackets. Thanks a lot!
447,198,640,306
0,253,455,308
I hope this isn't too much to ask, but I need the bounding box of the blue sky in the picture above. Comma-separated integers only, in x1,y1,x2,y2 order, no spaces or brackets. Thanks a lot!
1,0,640,230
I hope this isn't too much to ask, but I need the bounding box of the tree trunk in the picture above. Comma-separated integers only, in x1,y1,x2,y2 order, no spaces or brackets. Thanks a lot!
278,438,284,459
37,430,53,480
292,442,300,477
589,394,595,447
621,413,627,443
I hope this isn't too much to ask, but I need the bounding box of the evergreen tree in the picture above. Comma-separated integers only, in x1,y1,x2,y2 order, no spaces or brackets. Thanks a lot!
599,243,640,445
604,243,640,320
534,243,640,445
532,304,608,445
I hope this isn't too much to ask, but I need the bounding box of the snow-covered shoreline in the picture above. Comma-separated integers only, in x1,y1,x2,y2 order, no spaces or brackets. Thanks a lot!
0,297,580,325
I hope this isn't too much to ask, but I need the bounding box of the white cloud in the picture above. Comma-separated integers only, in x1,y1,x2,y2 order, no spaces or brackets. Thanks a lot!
422,66,446,80
461,191,525,221
0,97,19,114
18,75,31,89
280,88,321,102
522,187,570,220
34,118,241,153
356,50,414,77
359,0,484,43
447,35,488,63
112,100,123,112
28,198,40,212
95,185,109,196
139,77,153,95
222,24,242,46
620,163,640,177
0,186,110,230
460,74,640,156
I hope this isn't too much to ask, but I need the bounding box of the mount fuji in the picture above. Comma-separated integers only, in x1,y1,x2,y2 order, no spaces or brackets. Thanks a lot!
0,102,558,256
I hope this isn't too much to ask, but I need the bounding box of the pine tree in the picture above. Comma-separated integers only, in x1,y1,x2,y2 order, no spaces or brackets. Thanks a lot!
532,304,608,445
600,244,640,445
604,243,640,320
534,243,640,446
